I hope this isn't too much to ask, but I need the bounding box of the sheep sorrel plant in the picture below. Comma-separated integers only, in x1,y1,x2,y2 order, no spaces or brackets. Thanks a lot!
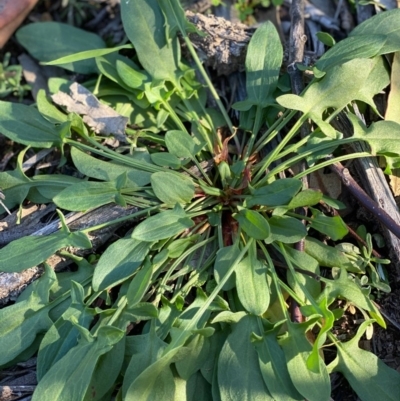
1,1,400,400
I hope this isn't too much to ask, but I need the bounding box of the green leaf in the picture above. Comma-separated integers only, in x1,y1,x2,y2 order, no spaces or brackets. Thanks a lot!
122,326,167,397
121,0,179,83
126,261,153,306
287,189,323,209
16,22,105,74
349,8,400,55
165,130,196,158
280,319,331,401
131,204,194,242
309,209,348,240
0,169,31,213
218,315,273,401
0,267,55,366
386,51,400,123
233,209,270,240
44,44,132,66
124,346,189,401
175,371,212,401
315,35,386,72
71,147,151,187
32,326,125,401
252,328,302,401
316,32,335,47
235,255,270,315
242,22,282,107
0,231,91,272
175,334,210,380
83,335,126,401
304,237,355,270
285,246,321,301
92,237,151,291
151,171,195,205
150,152,181,169
265,216,307,244
156,0,198,40
116,58,149,89
53,181,121,211
321,267,377,315
0,101,65,147
37,281,96,380
278,58,385,138
246,179,302,208
328,321,400,401
350,112,400,157
214,245,241,291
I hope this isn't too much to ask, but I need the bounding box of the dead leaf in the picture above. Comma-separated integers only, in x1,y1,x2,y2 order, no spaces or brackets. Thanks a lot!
52,82,128,141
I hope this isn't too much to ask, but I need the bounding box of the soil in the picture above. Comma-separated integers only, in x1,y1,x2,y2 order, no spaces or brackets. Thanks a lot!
0,1,400,400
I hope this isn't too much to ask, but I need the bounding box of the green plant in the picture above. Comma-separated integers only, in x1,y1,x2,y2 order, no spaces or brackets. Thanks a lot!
0,53,30,100
234,0,284,22
1,2,400,400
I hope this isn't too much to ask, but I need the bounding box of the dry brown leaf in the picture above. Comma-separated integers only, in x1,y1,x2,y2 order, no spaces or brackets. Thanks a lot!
52,82,128,141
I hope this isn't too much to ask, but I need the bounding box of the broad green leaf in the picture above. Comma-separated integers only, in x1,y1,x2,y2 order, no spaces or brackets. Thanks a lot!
233,209,270,240
277,58,383,138
151,171,195,205
280,318,331,401
328,321,400,401
126,261,153,306
285,246,321,301
131,204,194,242
175,334,210,380
0,231,91,272
53,181,121,211
350,112,400,157
241,22,282,108
32,326,125,401
0,267,55,366
304,237,355,270
200,329,229,384
214,245,241,291
235,255,270,315
315,35,386,72
218,315,272,401
0,101,65,147
116,58,149,89
150,152,181,169
349,8,400,54
71,147,151,187
165,130,196,158
122,327,167,397
246,179,302,208
252,328,302,401
124,346,189,401
17,22,105,74
265,216,306,244
83,335,126,401
287,189,323,209
175,371,212,401
37,281,96,381
309,210,348,240
92,237,151,291
167,236,199,258
37,89,69,123
121,0,179,83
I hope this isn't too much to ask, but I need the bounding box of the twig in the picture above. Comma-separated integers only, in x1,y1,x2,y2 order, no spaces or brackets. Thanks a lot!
329,162,400,239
